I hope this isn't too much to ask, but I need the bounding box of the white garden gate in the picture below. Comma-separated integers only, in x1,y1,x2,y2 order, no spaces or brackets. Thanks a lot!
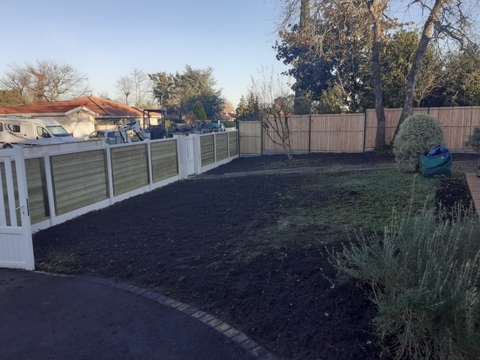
0,146,34,270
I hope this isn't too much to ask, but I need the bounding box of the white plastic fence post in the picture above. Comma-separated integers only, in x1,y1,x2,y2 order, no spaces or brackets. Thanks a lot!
174,135,188,180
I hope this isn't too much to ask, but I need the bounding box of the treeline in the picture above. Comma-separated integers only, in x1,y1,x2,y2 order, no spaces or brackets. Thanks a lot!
0,61,227,122
274,28,480,114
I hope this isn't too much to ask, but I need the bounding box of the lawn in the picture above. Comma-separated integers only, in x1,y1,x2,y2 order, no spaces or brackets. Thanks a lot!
32,152,476,359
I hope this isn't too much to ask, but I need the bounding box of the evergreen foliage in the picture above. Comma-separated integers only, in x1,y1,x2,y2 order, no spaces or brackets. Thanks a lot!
192,100,207,120
149,65,225,120
393,114,445,172
465,127,480,160
381,31,442,108
441,52,480,107
236,92,260,120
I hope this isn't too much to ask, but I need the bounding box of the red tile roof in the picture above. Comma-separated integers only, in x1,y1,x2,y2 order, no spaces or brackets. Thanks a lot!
0,96,144,117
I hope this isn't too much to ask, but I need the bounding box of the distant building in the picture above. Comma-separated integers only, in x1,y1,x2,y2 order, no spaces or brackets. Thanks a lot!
0,96,151,139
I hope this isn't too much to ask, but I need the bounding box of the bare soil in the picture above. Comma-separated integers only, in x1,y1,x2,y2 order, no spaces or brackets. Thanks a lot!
32,152,476,360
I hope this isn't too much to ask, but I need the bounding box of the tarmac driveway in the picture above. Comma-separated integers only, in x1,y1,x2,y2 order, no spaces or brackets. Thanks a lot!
0,269,264,360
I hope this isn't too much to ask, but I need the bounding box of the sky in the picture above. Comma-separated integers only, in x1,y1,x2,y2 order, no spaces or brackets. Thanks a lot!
0,0,290,108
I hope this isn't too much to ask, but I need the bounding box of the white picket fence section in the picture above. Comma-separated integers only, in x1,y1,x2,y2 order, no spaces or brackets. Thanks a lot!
0,147,35,270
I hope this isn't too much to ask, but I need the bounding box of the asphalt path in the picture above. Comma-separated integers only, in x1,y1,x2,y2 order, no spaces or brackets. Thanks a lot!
0,269,270,360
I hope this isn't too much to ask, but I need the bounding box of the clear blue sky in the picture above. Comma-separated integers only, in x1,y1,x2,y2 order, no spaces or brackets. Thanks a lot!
0,0,289,108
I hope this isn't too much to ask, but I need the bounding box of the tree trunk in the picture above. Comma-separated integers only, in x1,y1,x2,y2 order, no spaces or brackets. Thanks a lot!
393,0,445,139
370,3,386,151
300,0,311,29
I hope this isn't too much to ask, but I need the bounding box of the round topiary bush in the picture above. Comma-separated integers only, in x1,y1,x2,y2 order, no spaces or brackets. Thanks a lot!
393,114,446,172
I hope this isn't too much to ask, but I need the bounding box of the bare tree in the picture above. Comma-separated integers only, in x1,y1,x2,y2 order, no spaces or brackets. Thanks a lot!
96,90,112,100
115,68,156,108
115,75,133,105
131,68,155,108
0,60,90,104
249,66,295,159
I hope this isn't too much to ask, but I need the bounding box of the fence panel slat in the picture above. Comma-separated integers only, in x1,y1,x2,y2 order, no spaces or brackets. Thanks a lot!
200,135,215,166
51,149,108,215
111,144,148,197
151,140,178,183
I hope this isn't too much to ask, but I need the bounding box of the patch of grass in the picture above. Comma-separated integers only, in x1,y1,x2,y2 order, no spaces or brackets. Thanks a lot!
271,169,437,243
256,158,315,170
452,162,477,175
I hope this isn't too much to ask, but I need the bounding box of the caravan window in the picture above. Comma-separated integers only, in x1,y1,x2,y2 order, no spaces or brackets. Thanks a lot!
37,126,51,138
7,124,20,133
0,123,3,132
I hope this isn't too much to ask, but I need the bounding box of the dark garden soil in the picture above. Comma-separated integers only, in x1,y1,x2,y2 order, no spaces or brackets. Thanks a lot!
32,152,476,360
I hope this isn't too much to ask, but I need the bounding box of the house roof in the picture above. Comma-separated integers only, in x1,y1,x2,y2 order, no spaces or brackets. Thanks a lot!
0,96,144,117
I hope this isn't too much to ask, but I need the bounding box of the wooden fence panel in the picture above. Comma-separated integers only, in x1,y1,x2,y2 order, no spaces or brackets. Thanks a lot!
51,149,108,215
262,128,284,151
310,114,364,152
247,107,480,152
238,121,262,155
25,158,48,224
229,132,238,156
216,133,228,161
150,140,178,183
365,108,430,148
365,109,399,149
364,107,480,150
263,116,311,152
111,144,148,197
201,135,215,166
429,107,480,150
288,116,310,152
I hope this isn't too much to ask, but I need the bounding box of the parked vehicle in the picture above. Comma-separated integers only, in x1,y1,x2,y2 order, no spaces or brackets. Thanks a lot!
172,120,225,135
86,130,121,145
118,121,150,143
0,116,74,149
85,122,150,145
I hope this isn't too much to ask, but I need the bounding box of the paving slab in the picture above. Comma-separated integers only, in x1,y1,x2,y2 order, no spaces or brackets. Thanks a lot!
465,173,480,213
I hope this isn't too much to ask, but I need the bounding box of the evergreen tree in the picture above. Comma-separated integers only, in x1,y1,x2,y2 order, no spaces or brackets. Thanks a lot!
440,51,480,106
192,100,207,120
150,65,225,119
236,95,246,115
236,92,261,121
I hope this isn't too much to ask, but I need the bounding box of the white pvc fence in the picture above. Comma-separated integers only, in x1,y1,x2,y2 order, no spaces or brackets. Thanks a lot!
0,147,35,270
0,131,238,270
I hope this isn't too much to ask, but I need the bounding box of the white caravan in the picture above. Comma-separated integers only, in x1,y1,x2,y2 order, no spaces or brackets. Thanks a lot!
0,116,75,149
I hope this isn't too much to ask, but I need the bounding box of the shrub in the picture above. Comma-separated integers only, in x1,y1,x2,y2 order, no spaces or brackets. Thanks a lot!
393,114,446,172
465,126,480,157
329,206,480,360
222,121,236,128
